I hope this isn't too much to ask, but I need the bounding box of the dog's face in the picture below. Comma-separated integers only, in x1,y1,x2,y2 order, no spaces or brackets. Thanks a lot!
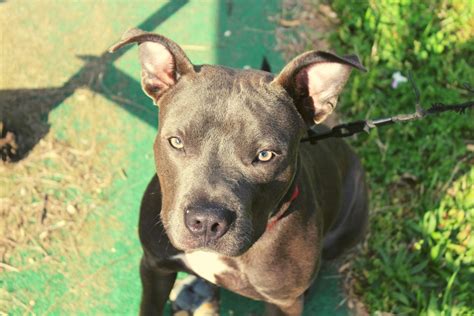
155,66,304,256
109,29,365,256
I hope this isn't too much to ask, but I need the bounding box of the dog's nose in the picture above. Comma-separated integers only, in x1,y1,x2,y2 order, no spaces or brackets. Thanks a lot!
184,207,235,242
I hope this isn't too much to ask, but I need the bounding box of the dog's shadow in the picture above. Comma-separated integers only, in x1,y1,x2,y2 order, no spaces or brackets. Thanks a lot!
1,87,69,161
0,54,158,162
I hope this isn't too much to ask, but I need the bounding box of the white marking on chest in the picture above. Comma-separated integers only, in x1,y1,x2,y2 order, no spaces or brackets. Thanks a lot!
174,251,231,284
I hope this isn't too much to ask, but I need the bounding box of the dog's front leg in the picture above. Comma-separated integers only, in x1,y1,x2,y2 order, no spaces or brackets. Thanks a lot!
264,296,304,316
139,256,177,316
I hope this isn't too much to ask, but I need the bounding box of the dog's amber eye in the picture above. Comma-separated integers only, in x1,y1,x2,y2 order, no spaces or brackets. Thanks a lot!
169,137,184,149
257,150,274,162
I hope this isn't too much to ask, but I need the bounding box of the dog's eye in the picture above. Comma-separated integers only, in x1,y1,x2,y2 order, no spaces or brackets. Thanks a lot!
169,137,184,149
256,150,274,162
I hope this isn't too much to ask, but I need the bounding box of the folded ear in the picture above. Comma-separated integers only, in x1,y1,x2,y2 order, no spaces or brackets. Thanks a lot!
272,51,366,124
109,28,195,105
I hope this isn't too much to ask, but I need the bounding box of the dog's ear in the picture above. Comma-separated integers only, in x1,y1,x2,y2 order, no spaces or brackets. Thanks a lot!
109,28,195,105
272,51,366,124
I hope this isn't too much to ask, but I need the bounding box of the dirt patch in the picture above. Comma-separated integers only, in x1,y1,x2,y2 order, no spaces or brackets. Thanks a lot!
0,89,133,312
0,88,128,312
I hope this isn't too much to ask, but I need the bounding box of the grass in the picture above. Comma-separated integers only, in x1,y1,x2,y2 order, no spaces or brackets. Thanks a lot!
325,1,474,314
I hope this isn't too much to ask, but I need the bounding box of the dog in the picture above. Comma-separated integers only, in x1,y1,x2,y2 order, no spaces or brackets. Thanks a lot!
109,28,369,316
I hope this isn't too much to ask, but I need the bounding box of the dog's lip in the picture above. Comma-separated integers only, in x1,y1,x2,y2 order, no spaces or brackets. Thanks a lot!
184,245,248,257
177,241,215,254
176,232,249,256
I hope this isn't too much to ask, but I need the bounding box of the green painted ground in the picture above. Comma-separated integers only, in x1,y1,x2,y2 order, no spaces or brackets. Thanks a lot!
2,1,348,315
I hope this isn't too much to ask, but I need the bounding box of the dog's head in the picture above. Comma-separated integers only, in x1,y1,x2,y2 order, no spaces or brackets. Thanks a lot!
110,29,365,256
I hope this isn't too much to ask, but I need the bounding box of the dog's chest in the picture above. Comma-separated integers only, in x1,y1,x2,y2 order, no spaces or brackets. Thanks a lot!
175,251,237,284
174,251,279,303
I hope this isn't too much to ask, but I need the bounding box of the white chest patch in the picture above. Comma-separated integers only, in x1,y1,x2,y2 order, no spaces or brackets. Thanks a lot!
174,251,232,284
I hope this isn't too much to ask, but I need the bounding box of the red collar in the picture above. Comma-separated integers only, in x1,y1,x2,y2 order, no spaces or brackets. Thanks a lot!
266,184,300,230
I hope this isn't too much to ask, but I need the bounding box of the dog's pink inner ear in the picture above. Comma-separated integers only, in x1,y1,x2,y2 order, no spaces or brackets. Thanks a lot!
295,62,352,124
139,42,176,104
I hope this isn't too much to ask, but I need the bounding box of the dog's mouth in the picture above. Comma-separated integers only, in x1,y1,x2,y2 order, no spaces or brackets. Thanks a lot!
164,206,255,257
171,233,254,257
184,236,250,257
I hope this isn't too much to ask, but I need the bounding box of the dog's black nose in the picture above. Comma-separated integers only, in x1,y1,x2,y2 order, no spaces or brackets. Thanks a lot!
184,207,235,242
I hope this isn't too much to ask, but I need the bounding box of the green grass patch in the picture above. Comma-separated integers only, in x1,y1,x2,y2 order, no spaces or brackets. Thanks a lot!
328,0,473,314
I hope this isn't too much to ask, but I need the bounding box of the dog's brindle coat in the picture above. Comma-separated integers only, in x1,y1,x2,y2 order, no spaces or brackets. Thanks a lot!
110,28,369,316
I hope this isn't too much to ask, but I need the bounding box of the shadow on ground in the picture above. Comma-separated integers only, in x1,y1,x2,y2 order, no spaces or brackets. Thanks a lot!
0,1,189,161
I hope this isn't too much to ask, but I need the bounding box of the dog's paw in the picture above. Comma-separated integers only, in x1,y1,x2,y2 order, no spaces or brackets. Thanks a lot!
170,275,219,316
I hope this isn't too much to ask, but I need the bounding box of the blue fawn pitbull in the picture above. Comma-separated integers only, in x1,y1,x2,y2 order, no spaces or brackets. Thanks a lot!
110,28,368,316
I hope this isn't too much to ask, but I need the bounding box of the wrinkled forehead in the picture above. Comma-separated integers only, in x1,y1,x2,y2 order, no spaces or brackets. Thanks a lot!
158,66,304,140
